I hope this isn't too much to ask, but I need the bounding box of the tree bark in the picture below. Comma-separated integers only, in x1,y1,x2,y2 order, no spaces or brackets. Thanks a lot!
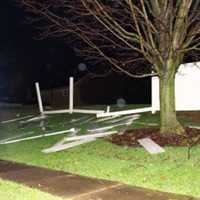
159,70,185,135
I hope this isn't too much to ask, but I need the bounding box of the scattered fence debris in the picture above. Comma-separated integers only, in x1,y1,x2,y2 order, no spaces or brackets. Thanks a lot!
134,122,158,126
137,138,165,154
78,117,95,125
20,115,47,123
105,114,140,124
70,116,90,123
0,115,34,124
1,128,75,144
188,125,200,129
95,115,120,123
88,121,133,132
43,110,70,114
63,131,117,142
0,132,34,144
96,107,153,118
42,138,96,153
42,130,118,153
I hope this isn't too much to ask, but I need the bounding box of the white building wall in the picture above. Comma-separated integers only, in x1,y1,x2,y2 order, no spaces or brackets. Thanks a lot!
152,62,200,112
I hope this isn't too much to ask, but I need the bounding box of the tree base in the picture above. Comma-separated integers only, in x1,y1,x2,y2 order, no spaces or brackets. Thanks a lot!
160,121,185,135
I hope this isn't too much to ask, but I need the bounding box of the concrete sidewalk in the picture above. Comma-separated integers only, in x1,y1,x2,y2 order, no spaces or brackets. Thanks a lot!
0,160,197,200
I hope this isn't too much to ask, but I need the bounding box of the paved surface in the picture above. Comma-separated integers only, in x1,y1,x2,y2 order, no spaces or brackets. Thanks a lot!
0,160,198,200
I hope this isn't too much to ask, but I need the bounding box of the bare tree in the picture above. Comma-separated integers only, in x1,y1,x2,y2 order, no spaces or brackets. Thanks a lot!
20,0,200,135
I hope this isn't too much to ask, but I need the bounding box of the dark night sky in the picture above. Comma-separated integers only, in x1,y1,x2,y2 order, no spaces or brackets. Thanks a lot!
0,1,151,104
0,1,83,101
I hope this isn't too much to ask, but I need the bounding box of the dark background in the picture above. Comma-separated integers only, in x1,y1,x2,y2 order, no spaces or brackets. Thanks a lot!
0,0,151,105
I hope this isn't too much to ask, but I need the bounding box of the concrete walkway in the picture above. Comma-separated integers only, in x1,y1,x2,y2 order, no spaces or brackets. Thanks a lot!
0,160,198,200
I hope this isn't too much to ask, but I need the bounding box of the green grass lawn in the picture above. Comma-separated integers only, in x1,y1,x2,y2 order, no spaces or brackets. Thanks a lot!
0,105,200,198
0,179,65,200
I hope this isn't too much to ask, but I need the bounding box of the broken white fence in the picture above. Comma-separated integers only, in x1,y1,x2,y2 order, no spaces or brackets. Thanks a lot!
152,62,200,113
36,77,105,115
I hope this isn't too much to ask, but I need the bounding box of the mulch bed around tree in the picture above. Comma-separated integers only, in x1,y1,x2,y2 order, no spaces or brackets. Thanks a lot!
178,111,200,124
109,128,200,147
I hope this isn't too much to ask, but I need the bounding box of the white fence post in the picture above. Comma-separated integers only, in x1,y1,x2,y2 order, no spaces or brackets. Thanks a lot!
69,77,74,114
106,106,110,113
35,82,44,115
151,76,157,114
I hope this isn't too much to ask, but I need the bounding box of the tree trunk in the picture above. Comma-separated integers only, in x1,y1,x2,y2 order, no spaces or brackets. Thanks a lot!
159,71,185,135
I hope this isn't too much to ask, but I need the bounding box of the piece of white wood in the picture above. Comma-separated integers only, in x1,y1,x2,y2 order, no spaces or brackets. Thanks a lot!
188,125,200,129
135,122,158,126
0,132,34,144
47,129,79,147
69,77,74,114
1,128,75,144
64,131,117,142
77,117,95,125
43,109,104,115
88,121,133,132
43,128,75,137
0,115,34,124
2,134,45,144
96,107,153,118
43,110,70,114
73,109,105,114
137,138,165,154
42,138,96,153
71,116,90,123
106,114,140,124
35,82,44,114
21,115,47,123
95,115,120,123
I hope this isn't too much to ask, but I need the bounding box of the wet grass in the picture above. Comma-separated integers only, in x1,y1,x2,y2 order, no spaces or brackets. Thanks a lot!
0,105,199,198
0,179,66,200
